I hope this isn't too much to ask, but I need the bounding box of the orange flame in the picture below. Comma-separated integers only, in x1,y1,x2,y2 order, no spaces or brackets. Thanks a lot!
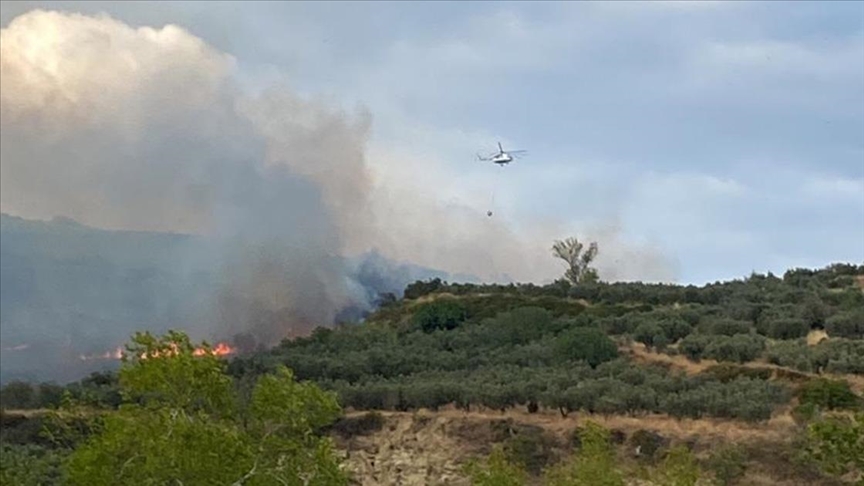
79,342,235,361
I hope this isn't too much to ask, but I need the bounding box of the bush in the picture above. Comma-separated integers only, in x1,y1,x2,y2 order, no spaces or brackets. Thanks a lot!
0,444,67,486
797,378,861,411
555,328,619,368
0,413,53,447
503,428,558,475
412,299,469,332
543,421,624,486
630,429,667,462
702,318,752,337
634,322,664,350
701,364,772,383
764,317,810,340
706,445,747,486
679,335,712,361
463,445,528,486
0,382,35,410
825,310,864,339
653,445,702,486
803,412,864,481
403,278,444,299
703,334,766,364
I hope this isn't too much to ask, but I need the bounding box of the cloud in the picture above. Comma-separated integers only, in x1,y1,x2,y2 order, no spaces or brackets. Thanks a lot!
801,176,864,203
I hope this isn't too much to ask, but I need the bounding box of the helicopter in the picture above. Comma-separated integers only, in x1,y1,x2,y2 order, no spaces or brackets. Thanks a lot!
477,142,527,166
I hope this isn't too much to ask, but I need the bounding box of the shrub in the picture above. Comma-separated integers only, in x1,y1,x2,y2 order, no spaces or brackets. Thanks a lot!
706,445,747,486
463,445,528,486
764,317,810,340
825,310,864,339
797,378,861,411
503,428,558,475
803,412,864,481
412,299,469,332
702,364,772,383
630,429,667,462
653,445,702,486
703,334,766,364
679,335,712,361
555,327,619,368
702,318,752,337
634,323,664,350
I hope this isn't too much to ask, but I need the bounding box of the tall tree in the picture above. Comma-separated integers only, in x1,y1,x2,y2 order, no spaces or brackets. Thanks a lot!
552,237,599,284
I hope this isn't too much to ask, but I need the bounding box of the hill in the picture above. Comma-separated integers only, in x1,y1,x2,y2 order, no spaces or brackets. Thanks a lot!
1,262,863,484
0,213,474,384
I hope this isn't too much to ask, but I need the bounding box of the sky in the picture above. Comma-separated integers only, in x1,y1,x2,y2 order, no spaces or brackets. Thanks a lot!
1,0,863,286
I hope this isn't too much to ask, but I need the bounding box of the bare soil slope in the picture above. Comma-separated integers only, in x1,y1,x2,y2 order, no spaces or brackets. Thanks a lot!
333,408,834,486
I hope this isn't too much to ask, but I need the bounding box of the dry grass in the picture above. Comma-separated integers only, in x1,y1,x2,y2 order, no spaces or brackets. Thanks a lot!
623,342,864,395
346,406,797,446
807,329,829,346
0,408,52,417
338,407,835,486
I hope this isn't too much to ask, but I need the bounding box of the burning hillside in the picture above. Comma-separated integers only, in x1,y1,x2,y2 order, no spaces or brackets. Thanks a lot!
79,342,236,361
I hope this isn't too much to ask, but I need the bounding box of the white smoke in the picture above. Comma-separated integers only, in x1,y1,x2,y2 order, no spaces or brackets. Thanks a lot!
0,9,678,355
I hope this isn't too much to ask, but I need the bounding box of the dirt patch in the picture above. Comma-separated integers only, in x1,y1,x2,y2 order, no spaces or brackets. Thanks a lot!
335,407,814,485
807,329,829,346
623,342,864,395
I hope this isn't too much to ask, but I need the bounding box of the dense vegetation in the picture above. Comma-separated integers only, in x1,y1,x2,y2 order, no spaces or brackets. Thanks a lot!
1,262,863,484
2,331,348,486
220,263,864,421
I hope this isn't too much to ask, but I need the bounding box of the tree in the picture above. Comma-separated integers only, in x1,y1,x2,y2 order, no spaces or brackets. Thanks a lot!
705,445,747,486
653,445,702,486
803,412,864,483
552,237,599,285
463,445,528,486
555,327,619,368
543,421,624,486
0,381,35,410
412,299,469,333
63,330,348,486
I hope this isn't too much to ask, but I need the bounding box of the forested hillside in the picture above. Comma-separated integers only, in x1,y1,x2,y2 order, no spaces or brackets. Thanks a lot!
227,264,864,421
2,263,863,485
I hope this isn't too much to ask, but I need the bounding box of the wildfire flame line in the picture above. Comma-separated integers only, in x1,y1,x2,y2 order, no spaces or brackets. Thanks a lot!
79,342,235,361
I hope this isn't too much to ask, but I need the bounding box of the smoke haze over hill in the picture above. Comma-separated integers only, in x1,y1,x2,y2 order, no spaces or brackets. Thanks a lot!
0,9,679,383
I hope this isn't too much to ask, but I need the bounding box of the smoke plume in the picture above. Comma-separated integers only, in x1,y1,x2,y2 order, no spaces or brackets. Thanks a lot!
0,10,677,382
0,10,376,347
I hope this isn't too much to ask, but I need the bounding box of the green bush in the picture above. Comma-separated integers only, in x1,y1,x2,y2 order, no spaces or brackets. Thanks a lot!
0,444,67,486
706,445,747,486
797,378,861,411
555,327,619,368
703,334,766,364
701,364,772,383
412,299,469,332
764,317,810,340
502,428,558,475
825,310,864,339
